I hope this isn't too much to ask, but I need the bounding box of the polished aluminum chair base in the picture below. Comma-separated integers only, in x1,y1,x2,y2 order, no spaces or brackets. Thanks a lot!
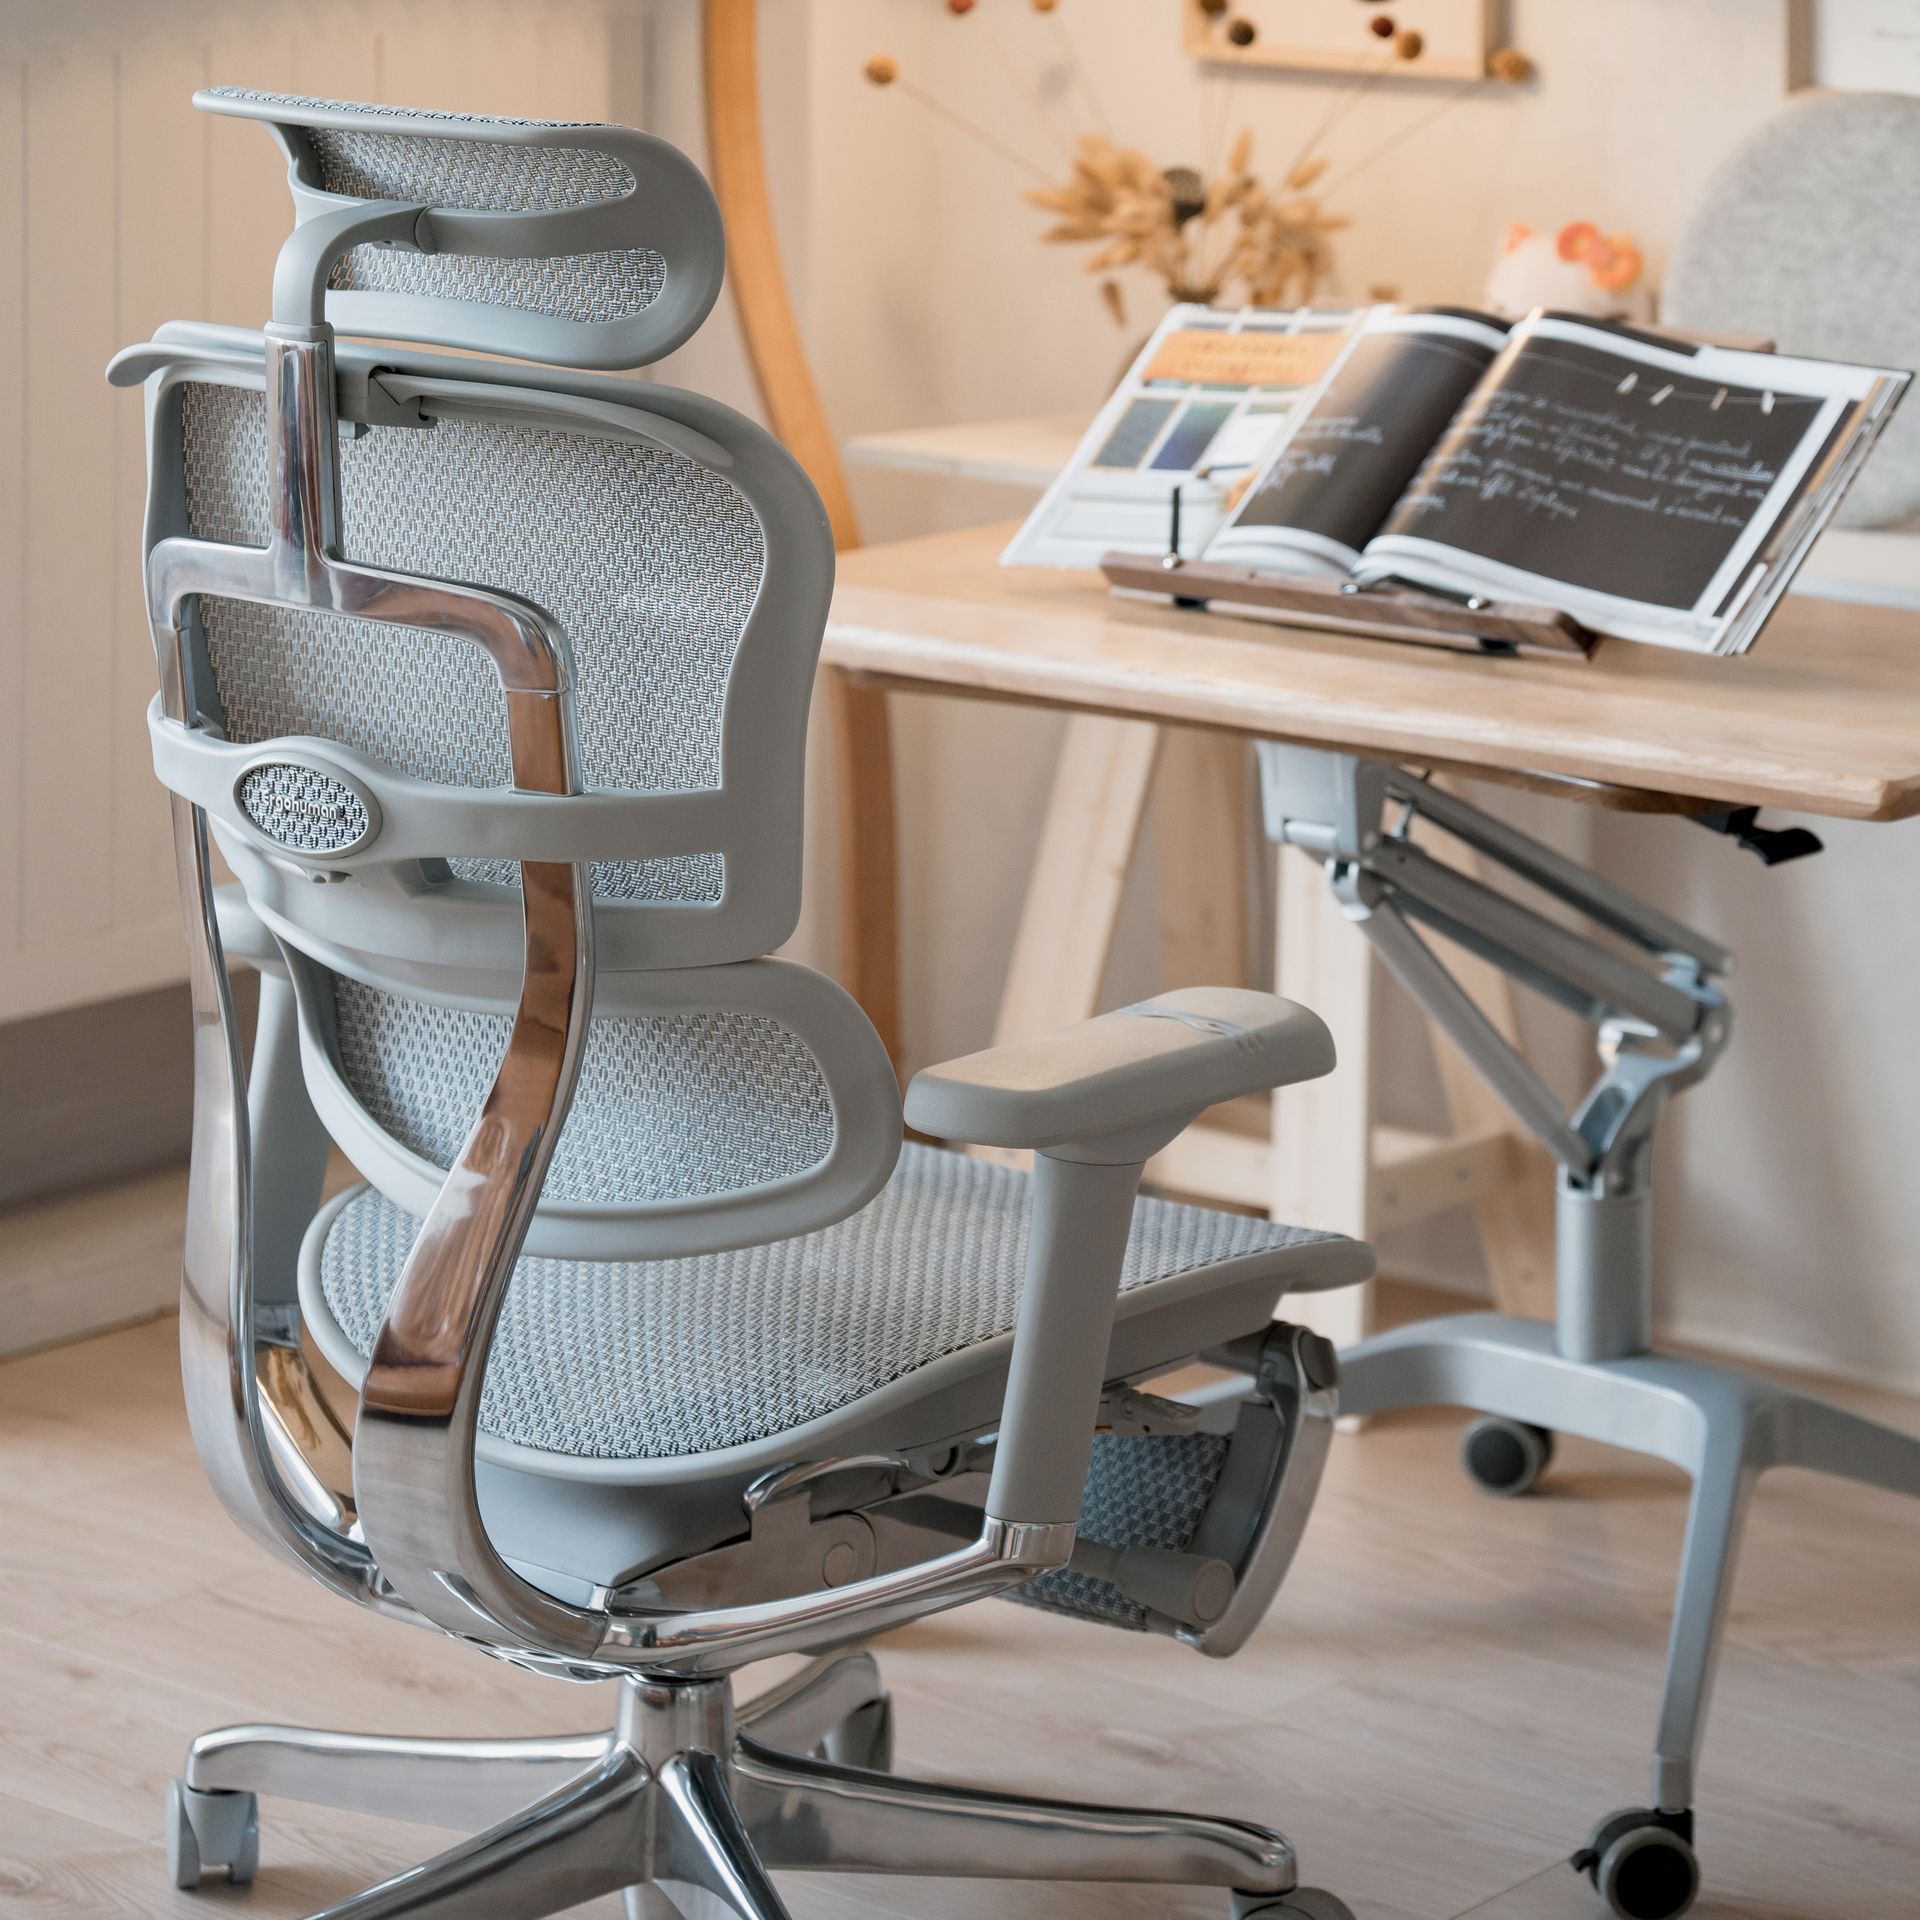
171,1650,1316,1919
1340,1311,1920,1810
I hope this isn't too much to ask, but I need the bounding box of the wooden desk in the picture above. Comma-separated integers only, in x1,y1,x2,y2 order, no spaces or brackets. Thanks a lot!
844,414,1086,491
824,523,1920,1338
829,523,1920,823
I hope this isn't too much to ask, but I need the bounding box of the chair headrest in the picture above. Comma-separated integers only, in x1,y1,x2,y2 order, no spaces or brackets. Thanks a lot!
199,87,725,371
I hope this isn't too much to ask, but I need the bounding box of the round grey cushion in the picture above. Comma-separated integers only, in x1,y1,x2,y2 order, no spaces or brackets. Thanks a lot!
1663,90,1920,529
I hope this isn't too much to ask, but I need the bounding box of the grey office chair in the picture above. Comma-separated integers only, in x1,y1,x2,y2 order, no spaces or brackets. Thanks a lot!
112,89,1373,1920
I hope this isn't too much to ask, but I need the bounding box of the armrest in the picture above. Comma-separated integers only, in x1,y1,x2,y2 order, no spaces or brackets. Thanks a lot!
904,987,1336,1155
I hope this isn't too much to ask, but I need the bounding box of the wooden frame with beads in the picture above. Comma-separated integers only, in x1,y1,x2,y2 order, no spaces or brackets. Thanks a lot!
1184,0,1498,83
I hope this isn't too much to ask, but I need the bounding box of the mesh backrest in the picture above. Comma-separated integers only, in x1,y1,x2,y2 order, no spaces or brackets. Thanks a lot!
204,88,668,326
180,378,762,904
331,976,835,1206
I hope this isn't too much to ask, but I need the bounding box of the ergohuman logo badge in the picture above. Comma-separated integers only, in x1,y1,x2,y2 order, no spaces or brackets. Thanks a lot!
237,763,373,854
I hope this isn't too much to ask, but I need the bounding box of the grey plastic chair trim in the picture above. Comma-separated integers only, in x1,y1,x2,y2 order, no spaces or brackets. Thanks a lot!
197,87,724,370
295,1176,1369,1490
906,987,1338,1154
118,322,835,977
282,943,902,1263
152,708,740,869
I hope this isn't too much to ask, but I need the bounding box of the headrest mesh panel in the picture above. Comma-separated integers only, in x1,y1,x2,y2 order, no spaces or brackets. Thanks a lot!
202,90,667,324
308,125,635,212
332,976,836,1206
331,246,667,327
180,378,761,906
206,88,601,131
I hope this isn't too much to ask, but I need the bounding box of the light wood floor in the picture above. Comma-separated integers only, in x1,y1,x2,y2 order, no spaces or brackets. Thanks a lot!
4,1304,1919,1918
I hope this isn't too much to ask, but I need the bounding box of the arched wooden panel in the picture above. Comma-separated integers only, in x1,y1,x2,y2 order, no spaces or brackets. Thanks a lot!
702,0,903,1069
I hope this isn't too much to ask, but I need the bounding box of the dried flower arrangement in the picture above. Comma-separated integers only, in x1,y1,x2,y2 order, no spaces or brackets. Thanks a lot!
863,0,1534,329
1027,130,1342,318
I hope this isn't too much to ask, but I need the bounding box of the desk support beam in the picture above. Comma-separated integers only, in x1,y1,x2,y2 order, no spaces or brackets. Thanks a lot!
1254,740,1920,1865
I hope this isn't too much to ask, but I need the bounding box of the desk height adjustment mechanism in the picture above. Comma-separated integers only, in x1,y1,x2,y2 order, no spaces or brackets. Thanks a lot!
1258,746,1732,1365
1256,743,1920,1908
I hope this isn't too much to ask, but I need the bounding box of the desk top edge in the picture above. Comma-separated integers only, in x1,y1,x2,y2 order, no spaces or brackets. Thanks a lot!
826,525,1920,825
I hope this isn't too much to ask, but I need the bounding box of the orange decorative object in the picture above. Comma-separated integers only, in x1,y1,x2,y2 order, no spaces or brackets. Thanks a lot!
863,54,899,86
1556,220,1601,263
1395,29,1425,59
1489,46,1534,83
1549,221,1644,294
1501,220,1534,254
1032,0,1060,10
1591,234,1644,293
947,0,976,13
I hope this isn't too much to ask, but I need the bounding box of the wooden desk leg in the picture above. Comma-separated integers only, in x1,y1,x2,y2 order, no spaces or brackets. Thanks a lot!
973,713,1162,1171
1269,842,1375,1351
828,669,903,1075
1413,794,1559,1322
1423,930,1560,1322
1154,730,1251,992
991,713,1164,1046
1267,832,1555,1339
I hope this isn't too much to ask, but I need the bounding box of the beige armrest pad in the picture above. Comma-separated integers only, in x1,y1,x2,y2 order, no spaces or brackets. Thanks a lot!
905,987,1336,1152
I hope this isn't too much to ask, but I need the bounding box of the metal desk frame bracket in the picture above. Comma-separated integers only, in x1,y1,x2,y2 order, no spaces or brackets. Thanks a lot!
1256,742,1920,1832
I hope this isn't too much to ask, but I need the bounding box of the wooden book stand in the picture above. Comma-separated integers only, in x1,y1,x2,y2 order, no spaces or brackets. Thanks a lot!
1100,550,1597,658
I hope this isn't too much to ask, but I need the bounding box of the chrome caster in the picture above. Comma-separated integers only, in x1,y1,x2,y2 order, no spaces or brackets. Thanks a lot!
1461,1416,1555,1497
1573,1808,1699,1920
819,1692,894,1771
167,1779,260,1891
1234,1891,1356,1920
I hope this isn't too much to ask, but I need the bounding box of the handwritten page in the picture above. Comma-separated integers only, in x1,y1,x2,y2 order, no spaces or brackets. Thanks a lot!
1379,335,1825,609
1222,316,1507,560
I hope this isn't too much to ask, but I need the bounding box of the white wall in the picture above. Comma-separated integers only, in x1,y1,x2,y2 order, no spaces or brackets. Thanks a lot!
0,0,688,1023
9,0,1914,1388
783,0,1920,1392
795,0,1800,1064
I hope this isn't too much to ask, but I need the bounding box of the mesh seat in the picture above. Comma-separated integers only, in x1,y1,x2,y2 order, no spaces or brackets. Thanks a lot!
306,1143,1355,1466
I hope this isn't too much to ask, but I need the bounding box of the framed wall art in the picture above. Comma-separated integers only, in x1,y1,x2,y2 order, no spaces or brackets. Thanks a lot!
1787,0,1920,93
1184,0,1501,83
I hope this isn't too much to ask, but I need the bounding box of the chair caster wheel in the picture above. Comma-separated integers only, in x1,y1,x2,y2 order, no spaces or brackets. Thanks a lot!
1461,1416,1555,1497
819,1692,894,1771
1234,1890,1356,1920
167,1780,260,1891
1572,1807,1699,1920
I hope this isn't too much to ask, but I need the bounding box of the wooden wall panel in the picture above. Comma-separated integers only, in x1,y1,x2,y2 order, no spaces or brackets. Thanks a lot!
0,60,24,966
20,58,120,954
0,3,654,1027
204,24,299,333
112,45,209,932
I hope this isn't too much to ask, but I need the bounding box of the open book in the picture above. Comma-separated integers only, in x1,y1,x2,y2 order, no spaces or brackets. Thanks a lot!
1002,302,1360,570
1205,306,1908,653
